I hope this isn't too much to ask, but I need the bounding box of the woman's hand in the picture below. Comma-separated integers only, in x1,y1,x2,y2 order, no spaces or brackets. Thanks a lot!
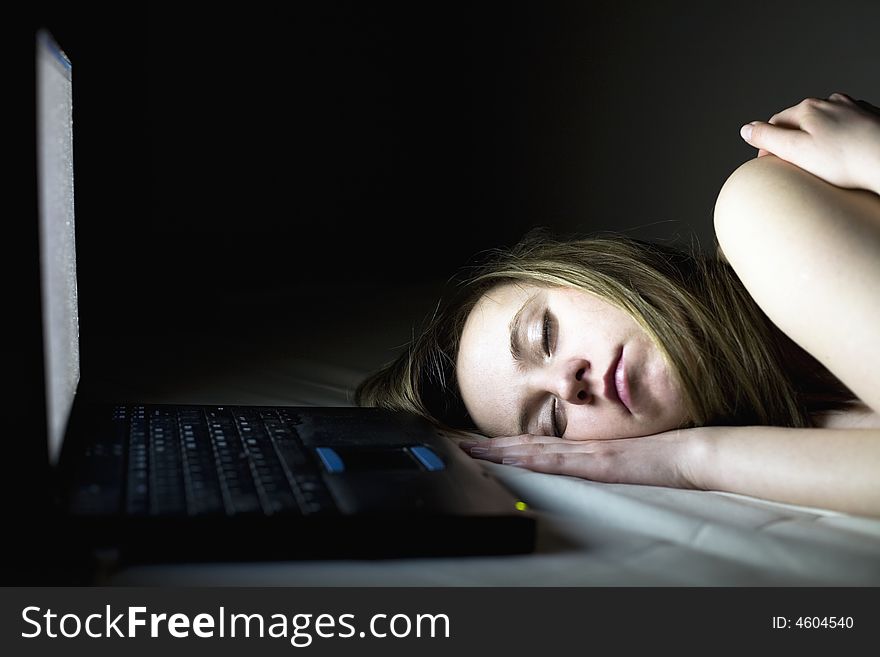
457,428,707,490
740,92,880,195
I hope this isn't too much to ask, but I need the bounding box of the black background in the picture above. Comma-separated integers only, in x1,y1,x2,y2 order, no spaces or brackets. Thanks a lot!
17,1,880,373
4,0,880,587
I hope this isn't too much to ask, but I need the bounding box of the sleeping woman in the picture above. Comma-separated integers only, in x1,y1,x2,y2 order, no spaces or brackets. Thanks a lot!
355,92,880,517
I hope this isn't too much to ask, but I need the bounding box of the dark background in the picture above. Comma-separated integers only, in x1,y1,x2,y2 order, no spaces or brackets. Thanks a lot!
18,4,877,342
32,2,880,362
4,0,879,584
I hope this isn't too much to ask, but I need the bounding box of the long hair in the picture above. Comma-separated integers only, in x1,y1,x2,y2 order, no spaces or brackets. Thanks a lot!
354,231,857,431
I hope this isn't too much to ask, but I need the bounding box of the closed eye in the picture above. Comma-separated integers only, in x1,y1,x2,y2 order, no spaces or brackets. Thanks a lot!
541,310,555,357
551,397,562,438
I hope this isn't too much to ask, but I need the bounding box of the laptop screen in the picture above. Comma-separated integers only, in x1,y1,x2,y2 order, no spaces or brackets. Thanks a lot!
37,30,80,466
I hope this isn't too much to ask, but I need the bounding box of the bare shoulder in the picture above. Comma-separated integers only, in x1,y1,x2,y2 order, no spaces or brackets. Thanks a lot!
713,155,880,415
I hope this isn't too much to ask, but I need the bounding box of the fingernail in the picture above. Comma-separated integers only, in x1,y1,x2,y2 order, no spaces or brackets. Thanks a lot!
469,447,489,456
502,458,524,466
740,123,754,141
458,441,478,450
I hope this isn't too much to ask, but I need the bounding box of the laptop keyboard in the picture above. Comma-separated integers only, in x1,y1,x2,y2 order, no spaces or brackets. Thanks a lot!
101,405,337,517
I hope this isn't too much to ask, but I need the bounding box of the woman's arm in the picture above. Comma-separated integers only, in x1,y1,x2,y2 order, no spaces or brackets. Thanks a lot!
713,154,880,414
458,425,880,517
693,425,880,516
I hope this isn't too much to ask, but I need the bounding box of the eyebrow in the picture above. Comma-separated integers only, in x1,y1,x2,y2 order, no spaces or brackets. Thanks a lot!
508,293,538,435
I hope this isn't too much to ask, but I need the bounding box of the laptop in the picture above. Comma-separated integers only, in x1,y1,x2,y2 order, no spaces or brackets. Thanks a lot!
29,29,535,573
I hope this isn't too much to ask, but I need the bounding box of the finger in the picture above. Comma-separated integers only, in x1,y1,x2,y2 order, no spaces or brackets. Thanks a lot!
766,97,835,131
828,91,856,105
856,98,880,117
449,433,485,447
824,92,880,119
459,435,580,460
748,104,801,158
467,441,592,463
767,105,802,128
463,434,580,449
741,120,808,161
827,91,877,114
498,452,604,480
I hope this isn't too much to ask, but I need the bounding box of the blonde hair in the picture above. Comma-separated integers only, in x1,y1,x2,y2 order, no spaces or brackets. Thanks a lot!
355,231,856,431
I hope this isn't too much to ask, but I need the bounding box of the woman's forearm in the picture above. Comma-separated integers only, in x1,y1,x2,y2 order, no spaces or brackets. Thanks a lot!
690,425,880,517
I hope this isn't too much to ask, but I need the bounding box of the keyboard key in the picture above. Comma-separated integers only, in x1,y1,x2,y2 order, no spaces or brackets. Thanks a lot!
119,404,336,519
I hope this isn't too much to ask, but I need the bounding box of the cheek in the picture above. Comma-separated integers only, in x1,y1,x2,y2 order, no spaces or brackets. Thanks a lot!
656,357,688,405
652,369,692,426
458,371,520,436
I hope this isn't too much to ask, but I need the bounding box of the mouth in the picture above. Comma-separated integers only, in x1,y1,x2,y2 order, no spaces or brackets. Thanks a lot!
604,347,632,414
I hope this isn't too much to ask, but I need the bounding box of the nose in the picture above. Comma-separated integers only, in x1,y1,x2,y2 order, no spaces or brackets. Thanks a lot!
545,359,592,404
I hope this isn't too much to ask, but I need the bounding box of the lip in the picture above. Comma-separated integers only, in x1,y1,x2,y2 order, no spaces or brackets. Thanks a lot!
604,348,632,414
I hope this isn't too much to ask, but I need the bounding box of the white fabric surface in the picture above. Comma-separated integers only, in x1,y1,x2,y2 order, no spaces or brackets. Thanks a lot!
110,456,880,586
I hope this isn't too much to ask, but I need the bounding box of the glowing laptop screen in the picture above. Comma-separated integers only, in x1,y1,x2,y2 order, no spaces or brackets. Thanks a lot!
37,30,79,466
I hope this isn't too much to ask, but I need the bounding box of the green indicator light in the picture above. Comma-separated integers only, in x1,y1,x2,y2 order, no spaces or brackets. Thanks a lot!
515,501,528,511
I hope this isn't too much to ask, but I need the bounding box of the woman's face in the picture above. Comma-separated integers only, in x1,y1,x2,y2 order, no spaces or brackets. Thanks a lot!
456,282,690,440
